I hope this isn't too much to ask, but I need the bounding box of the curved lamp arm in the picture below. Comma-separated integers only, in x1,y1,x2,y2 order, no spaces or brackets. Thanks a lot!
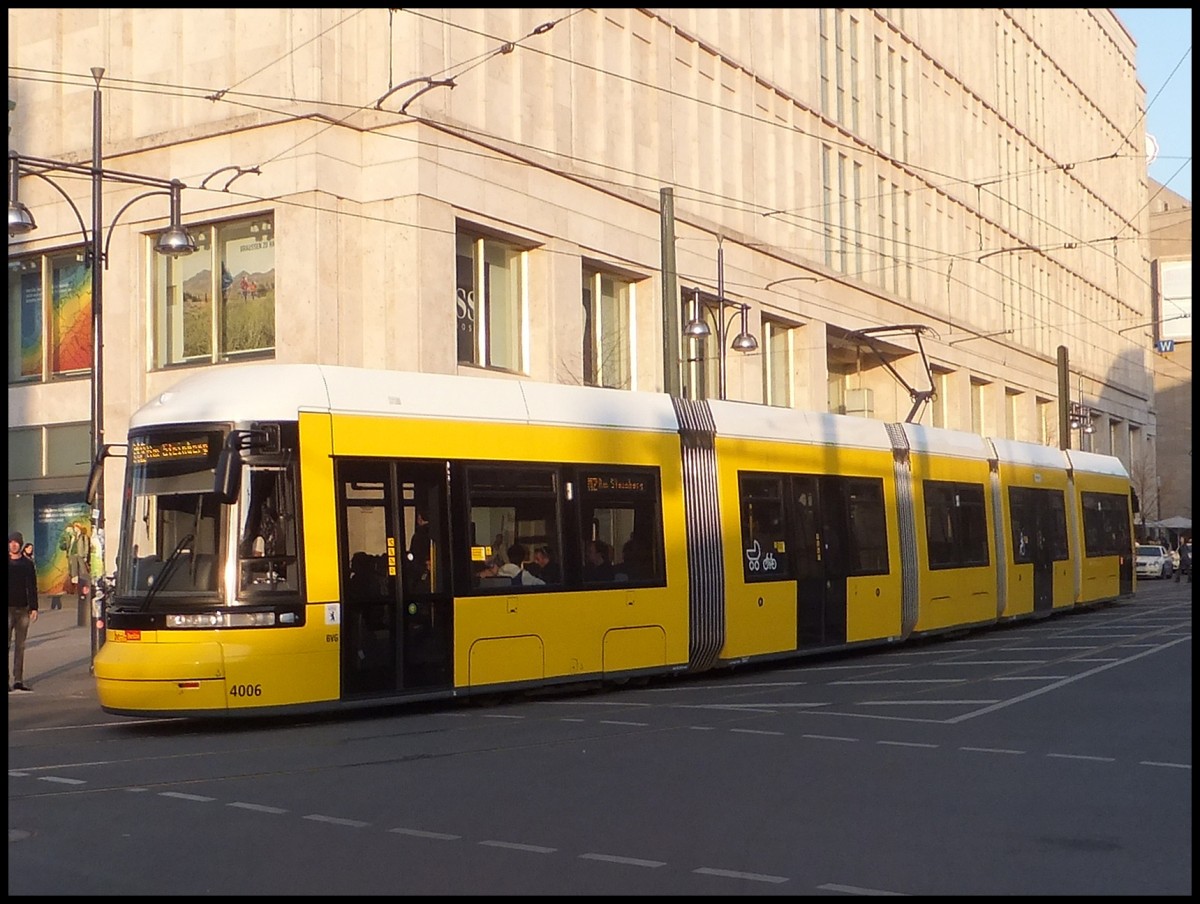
102,189,167,267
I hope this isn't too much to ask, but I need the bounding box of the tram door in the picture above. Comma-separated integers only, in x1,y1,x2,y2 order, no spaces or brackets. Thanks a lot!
792,476,849,648
337,459,453,698
1030,505,1055,613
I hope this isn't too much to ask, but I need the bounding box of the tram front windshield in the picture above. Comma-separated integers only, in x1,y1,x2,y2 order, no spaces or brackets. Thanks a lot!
116,431,226,607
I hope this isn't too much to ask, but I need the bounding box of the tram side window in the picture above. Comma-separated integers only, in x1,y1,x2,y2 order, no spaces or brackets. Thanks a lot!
923,480,989,569
842,477,889,575
465,465,560,591
1009,486,1069,565
1046,491,1069,559
238,464,299,594
739,475,790,581
1081,491,1131,558
575,467,664,586
1009,487,1034,564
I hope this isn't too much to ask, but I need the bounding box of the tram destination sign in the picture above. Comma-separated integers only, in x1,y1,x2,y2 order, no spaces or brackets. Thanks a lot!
131,435,215,465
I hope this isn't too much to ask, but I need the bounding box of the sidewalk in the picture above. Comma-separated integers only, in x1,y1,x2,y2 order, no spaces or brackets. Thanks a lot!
8,600,98,701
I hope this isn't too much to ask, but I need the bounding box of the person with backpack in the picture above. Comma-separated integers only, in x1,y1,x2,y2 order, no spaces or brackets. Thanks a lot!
497,543,545,587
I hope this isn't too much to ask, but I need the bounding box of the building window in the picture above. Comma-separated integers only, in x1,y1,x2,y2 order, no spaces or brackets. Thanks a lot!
849,16,861,134
837,153,850,272
7,423,90,481
8,248,93,383
818,11,831,117
763,319,794,408
931,370,949,428
827,367,851,415
1036,396,1054,446
1005,388,1020,439
834,10,846,124
1159,260,1192,341
821,146,835,268
970,378,987,434
456,231,526,373
153,214,275,369
582,270,634,390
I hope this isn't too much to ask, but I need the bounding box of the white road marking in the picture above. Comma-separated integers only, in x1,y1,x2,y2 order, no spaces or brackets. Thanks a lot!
730,728,785,736
479,840,556,853
857,700,999,705
389,827,461,840
1046,753,1115,762
960,746,1025,755
818,882,908,895
37,776,86,785
303,814,370,827
946,635,1191,724
877,740,938,749
579,852,667,868
991,675,1066,681
931,660,1046,666
159,791,216,802
228,802,288,814
834,679,967,684
694,867,788,884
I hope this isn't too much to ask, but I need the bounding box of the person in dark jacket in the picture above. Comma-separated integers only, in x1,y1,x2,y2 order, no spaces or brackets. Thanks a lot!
9,531,40,692
1176,538,1192,583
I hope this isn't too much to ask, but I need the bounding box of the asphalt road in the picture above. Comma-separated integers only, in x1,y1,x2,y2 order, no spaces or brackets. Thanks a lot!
9,579,1192,895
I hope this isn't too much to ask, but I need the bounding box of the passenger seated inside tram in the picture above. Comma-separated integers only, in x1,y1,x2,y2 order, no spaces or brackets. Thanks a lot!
583,539,615,582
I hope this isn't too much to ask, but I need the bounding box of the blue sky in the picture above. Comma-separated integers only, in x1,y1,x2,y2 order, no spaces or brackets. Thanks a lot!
1112,8,1192,201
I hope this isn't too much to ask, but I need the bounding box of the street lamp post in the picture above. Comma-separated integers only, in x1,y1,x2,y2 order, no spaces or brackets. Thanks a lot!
8,67,195,659
683,243,758,400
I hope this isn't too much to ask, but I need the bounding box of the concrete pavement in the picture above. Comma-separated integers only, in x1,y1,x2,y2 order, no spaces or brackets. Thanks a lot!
8,598,99,706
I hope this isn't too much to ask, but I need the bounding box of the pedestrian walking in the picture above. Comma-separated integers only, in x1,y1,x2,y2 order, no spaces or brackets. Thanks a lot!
9,531,40,692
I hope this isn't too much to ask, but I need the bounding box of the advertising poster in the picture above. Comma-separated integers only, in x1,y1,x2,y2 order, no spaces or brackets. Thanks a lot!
33,493,92,597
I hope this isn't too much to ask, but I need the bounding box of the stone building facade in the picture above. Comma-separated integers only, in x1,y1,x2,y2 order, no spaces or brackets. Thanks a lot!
8,9,1157,570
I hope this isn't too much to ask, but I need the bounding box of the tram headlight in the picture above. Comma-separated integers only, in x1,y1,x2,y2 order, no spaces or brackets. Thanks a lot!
165,611,278,628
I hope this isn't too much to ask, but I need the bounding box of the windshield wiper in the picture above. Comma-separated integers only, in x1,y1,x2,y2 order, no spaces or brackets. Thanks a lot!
141,533,194,612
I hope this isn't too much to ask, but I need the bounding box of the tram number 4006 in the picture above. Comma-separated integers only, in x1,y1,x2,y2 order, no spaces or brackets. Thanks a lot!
229,684,263,698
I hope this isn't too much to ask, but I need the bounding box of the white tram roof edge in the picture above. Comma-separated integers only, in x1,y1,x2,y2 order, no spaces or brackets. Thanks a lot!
708,399,894,451
987,436,1070,470
1065,448,1131,478
130,363,681,433
901,421,993,460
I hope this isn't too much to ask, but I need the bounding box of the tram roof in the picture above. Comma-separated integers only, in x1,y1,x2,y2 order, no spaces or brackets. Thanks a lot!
129,365,1129,482
900,421,994,460
987,436,1071,469
131,363,682,433
708,399,894,451
1065,448,1131,478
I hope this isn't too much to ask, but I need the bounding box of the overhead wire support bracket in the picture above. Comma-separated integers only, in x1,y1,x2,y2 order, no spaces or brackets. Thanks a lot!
375,76,456,115
844,324,940,424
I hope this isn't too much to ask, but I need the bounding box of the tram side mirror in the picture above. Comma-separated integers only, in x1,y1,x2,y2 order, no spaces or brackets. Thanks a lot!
214,428,270,504
85,443,127,506
214,444,243,505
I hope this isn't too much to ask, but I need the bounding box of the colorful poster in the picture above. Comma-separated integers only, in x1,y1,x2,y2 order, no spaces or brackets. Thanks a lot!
50,256,92,374
33,493,93,597
20,269,43,377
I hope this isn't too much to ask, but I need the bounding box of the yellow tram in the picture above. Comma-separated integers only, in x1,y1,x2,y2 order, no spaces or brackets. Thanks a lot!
90,363,1135,717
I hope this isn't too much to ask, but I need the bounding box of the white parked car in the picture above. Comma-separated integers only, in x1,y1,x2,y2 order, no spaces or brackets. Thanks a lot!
1135,544,1174,579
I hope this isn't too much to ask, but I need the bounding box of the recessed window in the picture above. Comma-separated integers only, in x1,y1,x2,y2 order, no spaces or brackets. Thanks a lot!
582,270,634,390
153,214,276,368
456,231,526,373
7,249,93,383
